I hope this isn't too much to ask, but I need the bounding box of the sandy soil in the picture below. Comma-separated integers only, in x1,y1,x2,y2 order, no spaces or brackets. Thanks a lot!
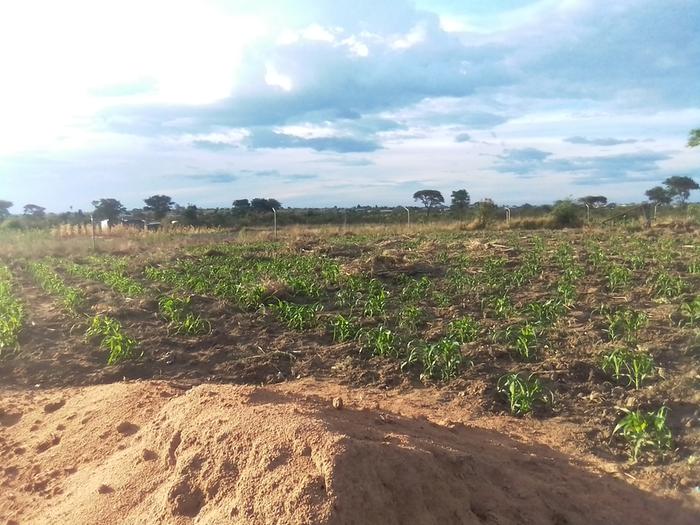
1,379,698,525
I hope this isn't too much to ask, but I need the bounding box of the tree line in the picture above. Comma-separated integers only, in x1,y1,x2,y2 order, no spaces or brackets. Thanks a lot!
1,129,698,228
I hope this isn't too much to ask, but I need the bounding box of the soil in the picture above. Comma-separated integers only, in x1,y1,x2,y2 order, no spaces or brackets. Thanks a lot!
1,380,699,525
1,229,699,523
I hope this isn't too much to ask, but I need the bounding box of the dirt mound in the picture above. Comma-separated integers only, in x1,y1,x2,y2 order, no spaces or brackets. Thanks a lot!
1,382,698,525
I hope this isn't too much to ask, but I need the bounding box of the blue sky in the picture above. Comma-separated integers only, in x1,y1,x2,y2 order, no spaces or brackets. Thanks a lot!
0,0,698,212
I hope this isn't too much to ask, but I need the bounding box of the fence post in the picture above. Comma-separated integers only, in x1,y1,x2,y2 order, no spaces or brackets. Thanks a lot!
402,206,410,227
272,208,277,240
90,215,96,251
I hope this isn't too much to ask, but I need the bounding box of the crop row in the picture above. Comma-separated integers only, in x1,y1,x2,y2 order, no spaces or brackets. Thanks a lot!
0,265,24,355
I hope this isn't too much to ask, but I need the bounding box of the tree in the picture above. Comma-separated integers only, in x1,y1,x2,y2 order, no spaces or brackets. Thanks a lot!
0,200,13,219
578,195,607,208
144,195,174,220
250,198,281,211
23,204,46,218
450,189,470,214
645,186,672,205
688,128,700,148
413,190,444,217
182,205,199,225
232,199,250,209
662,176,699,204
92,198,126,222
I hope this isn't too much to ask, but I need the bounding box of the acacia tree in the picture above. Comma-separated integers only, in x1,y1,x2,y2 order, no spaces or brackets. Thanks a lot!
23,204,46,218
662,176,699,204
413,190,444,217
645,186,672,205
92,198,126,222
0,200,13,219
250,198,281,211
578,195,608,208
233,199,251,209
144,195,174,220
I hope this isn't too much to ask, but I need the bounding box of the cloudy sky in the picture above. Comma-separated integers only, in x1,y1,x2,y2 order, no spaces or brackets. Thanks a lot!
0,0,698,212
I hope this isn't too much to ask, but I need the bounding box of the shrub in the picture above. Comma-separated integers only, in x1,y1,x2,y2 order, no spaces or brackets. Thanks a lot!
550,200,582,228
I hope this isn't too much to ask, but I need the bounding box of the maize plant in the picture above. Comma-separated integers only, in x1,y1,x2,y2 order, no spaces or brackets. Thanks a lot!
328,314,358,342
27,261,84,312
604,309,648,343
679,297,700,327
158,295,211,336
447,316,479,343
601,348,655,389
86,315,139,365
419,338,464,382
0,266,24,355
271,300,322,331
497,373,551,415
358,326,397,358
613,407,672,462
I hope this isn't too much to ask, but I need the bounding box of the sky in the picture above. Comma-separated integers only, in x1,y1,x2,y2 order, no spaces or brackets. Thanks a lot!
0,0,698,212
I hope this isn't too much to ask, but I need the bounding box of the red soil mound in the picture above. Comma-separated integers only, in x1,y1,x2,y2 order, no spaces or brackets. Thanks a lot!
1,381,697,524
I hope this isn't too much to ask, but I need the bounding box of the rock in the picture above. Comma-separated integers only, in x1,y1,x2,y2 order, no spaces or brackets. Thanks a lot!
332,397,344,410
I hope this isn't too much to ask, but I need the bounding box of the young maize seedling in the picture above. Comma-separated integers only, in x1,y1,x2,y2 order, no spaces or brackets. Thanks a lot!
419,338,464,382
604,309,648,343
447,316,479,343
601,348,655,389
648,271,686,299
613,407,672,462
398,305,424,333
329,314,358,342
497,373,551,415
86,315,139,365
358,326,397,358
679,297,700,327
271,300,322,331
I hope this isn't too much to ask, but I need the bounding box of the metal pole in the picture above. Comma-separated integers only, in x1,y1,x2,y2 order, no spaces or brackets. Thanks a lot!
585,203,590,224
272,208,277,240
654,203,659,222
402,206,410,227
343,209,347,231
505,207,511,225
90,214,96,251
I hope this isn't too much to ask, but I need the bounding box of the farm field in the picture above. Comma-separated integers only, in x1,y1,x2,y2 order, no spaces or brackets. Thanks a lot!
1,227,699,523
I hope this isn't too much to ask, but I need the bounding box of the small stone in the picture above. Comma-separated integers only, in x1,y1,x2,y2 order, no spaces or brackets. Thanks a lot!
332,397,343,410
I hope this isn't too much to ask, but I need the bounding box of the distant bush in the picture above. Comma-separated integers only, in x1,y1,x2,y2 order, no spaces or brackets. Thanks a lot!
0,218,26,231
550,201,582,228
